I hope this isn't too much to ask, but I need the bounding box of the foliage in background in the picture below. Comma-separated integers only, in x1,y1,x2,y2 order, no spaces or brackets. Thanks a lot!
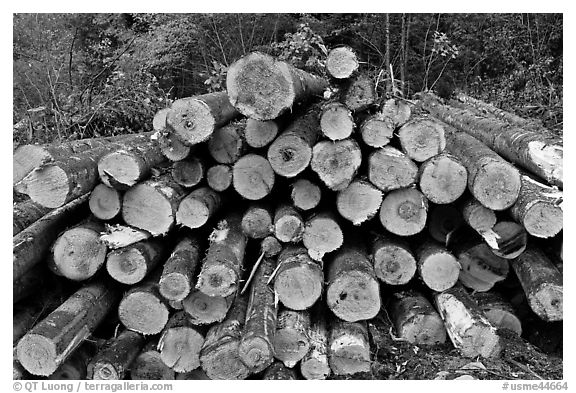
13,13,563,146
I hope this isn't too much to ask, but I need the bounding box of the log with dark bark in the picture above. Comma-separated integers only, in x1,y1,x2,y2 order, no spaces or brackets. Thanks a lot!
336,179,383,226
368,146,419,192
453,240,509,292
328,319,371,375
16,281,119,376
371,235,416,286
273,308,311,367
341,74,377,112
416,241,460,292
13,199,52,235
428,204,464,244
302,212,344,261
48,344,93,380
171,157,204,188
226,52,328,120
206,164,233,192
290,178,321,211
472,292,522,335
311,138,362,191
176,186,222,229
166,91,239,146
511,248,563,322
326,46,359,79
196,214,247,297
510,174,563,238
273,245,323,311
320,102,354,140
326,246,381,322
267,108,320,178
159,236,201,302
421,93,563,188
300,308,330,380
50,220,107,281
263,361,298,380
245,118,279,148
241,203,274,239
435,284,501,358
238,257,277,373
418,153,467,204
87,329,145,380
207,119,247,164
398,116,446,162
176,369,211,380
130,340,175,380
379,187,428,236
158,311,205,373
388,290,447,345
118,277,170,335
106,239,166,285
274,204,304,243
199,295,250,380
182,291,234,325
122,173,186,236
89,184,122,220
232,153,275,200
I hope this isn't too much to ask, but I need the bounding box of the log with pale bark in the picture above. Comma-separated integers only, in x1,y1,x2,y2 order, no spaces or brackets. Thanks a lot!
89,184,122,220
238,257,277,373
421,93,563,188
398,116,446,162
326,246,381,322
166,91,239,146
368,146,419,192
326,46,359,79
472,292,522,336
336,179,383,226
207,119,247,164
511,247,563,322
245,118,279,148
416,241,460,292
379,187,428,236
106,239,166,285
50,220,107,281
273,245,323,311
159,236,201,302
311,138,362,191
171,157,204,188
328,319,371,375
122,173,186,236
320,102,354,140
226,52,328,120
341,74,377,112
302,212,344,261
87,329,145,380
510,174,563,239
388,290,447,345
272,308,311,367
196,214,247,297
267,108,320,178
158,311,205,373
274,204,304,243
435,284,501,358
263,362,298,380
427,204,464,244
291,178,321,211
130,340,175,380
176,186,222,229
206,164,233,192
300,308,331,380
371,235,416,286
232,153,275,200
418,153,468,204
13,199,52,235
16,281,119,376
199,295,250,380
453,239,509,292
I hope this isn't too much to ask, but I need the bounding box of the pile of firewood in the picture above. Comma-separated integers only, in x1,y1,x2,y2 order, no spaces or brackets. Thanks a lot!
13,47,563,380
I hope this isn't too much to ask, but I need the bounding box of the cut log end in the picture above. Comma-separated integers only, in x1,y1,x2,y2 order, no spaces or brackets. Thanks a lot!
291,179,321,211
245,119,279,148
200,341,250,380
472,162,521,211
176,197,210,229
303,214,344,261
311,139,362,191
157,132,191,162
118,292,170,335
241,205,273,239
233,154,275,200
336,180,383,226
20,164,69,208
522,201,563,239
327,271,381,322
122,181,177,236
372,241,416,286
399,314,447,345
360,116,394,148
379,188,428,237
16,334,57,376
458,243,509,292
89,184,122,220
300,358,331,380
196,264,238,298
398,119,446,162
419,251,460,292
91,362,121,380
488,221,527,259
528,284,563,322
159,274,192,302
419,153,468,204
326,47,359,79
98,151,142,189
159,327,204,373
275,252,323,310
130,350,175,380
167,99,215,146
238,336,274,371
268,134,313,178
14,144,51,186
368,147,419,192
320,103,354,140
329,322,371,375
106,248,150,285
206,164,233,192
182,291,231,325
172,158,204,188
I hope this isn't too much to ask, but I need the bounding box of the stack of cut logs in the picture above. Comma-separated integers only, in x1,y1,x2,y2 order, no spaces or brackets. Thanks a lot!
13,47,563,380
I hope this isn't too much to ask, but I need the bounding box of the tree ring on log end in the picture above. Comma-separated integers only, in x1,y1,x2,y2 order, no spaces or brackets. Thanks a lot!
239,336,273,371
523,201,563,238
167,99,215,146
106,248,148,285
373,246,416,285
420,253,460,292
327,271,380,322
176,198,210,229
182,291,229,324
275,265,323,310
118,292,169,335
472,162,521,211
529,283,563,322
268,135,312,178
98,151,140,189
123,183,175,236
17,334,57,376
92,362,120,380
53,227,107,281
159,274,191,302
159,326,203,372
24,164,69,208
197,263,237,297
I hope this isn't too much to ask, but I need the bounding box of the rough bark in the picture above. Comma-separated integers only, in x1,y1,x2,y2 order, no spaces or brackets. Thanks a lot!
388,290,447,345
435,284,501,358
226,52,328,120
245,118,279,148
273,309,311,367
13,199,52,235
326,46,359,79
16,281,119,376
368,146,419,192
371,235,416,286
472,292,522,336
328,319,371,375
320,102,355,140
290,178,321,211
206,164,233,192
166,91,240,145
263,361,298,379
302,212,344,261
326,246,381,322
232,153,275,200
311,138,362,191
341,74,377,112
274,204,304,243
273,245,323,311
159,236,201,302
300,309,331,380
87,329,145,380
176,186,222,229
50,220,107,281
398,116,447,162
130,340,175,380
511,248,563,322
207,119,247,164
171,157,204,188
454,240,509,292
89,184,122,220
336,179,383,226
241,203,274,239
416,241,460,292
158,311,205,373
418,152,468,204
379,187,428,236
428,204,464,244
